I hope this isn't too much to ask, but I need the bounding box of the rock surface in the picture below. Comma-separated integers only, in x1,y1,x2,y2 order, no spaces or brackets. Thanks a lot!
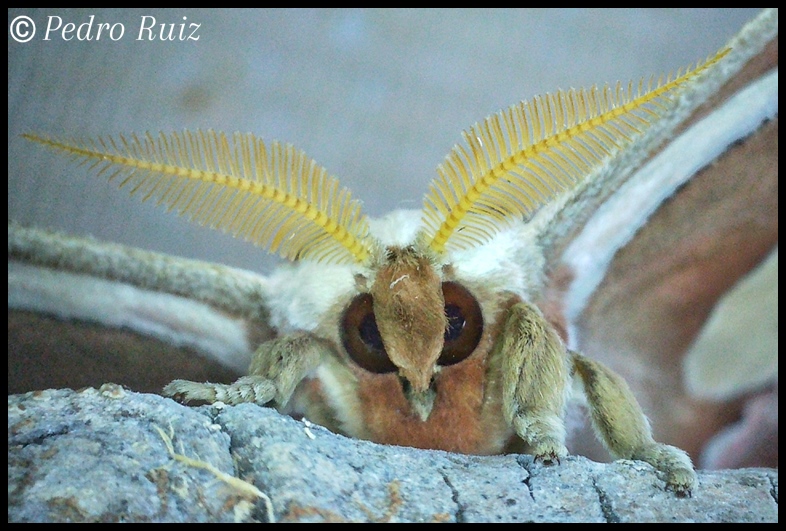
8,387,778,523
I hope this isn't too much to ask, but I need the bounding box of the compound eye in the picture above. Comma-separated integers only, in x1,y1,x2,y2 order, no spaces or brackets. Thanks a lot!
439,282,483,366
340,293,397,374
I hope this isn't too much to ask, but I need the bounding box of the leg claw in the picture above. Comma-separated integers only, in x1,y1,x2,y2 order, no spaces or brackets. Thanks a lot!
666,481,693,498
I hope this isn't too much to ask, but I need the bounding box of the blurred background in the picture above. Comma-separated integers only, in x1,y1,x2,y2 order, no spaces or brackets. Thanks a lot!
8,8,762,276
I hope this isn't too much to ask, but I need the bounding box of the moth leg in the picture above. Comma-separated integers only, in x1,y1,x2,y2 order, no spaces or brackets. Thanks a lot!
499,301,570,463
163,332,329,408
571,351,697,496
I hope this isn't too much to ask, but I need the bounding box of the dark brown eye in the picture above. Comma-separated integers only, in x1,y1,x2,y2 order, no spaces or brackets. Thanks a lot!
340,293,397,374
439,282,483,366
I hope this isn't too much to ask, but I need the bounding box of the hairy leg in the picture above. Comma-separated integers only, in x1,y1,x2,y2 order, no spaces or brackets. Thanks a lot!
164,332,331,407
571,350,696,495
498,301,571,462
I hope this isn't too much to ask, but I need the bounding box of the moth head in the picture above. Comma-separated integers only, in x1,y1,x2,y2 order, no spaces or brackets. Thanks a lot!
339,244,484,420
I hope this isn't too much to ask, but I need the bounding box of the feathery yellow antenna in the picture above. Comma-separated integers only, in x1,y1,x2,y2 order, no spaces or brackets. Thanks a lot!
23,130,372,264
422,47,731,254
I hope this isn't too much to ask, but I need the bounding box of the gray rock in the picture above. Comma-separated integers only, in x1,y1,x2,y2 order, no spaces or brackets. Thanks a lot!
8,387,778,523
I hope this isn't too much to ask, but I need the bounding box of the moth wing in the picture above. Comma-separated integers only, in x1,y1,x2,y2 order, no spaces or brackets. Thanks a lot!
528,9,778,468
8,221,277,394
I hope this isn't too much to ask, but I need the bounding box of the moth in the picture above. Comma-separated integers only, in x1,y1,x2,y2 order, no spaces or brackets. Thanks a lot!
15,10,778,497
